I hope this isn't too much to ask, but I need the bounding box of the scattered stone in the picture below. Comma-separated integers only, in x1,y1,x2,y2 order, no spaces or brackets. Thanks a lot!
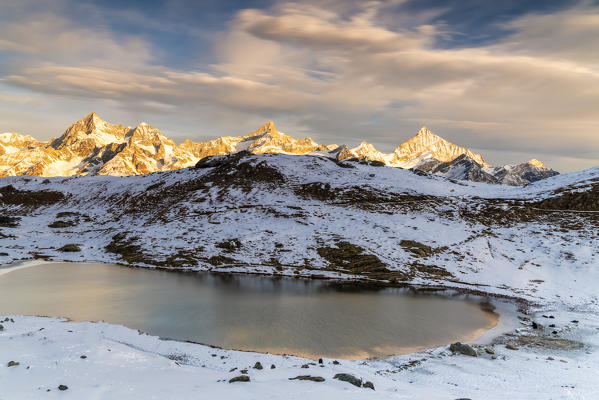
560,359,568,363
333,373,362,387
532,322,539,329
491,355,497,360
7,361,19,367
229,375,250,383
301,364,310,368
0,324,3,331
547,357,554,361
58,385,68,391
240,369,248,374
229,367,237,372
506,344,519,350
289,375,325,382
549,315,555,319
57,244,81,252
571,320,579,323
485,347,495,355
363,381,375,390
552,330,558,334
270,364,276,369
80,355,87,359
318,358,323,364
253,362,263,370
332,360,340,365
449,342,477,357
549,324,556,328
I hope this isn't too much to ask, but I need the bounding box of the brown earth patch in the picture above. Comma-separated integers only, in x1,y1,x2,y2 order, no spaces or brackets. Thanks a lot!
0,185,65,207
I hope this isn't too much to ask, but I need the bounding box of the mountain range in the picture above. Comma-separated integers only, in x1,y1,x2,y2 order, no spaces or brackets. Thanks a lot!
0,112,558,185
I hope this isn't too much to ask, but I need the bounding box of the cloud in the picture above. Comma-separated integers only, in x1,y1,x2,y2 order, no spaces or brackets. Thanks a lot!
0,0,598,171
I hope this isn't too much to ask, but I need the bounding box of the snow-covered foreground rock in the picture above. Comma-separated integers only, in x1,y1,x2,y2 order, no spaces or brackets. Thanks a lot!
0,310,597,399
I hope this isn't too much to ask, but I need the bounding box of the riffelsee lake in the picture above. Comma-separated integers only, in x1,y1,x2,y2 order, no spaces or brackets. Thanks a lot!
0,261,497,359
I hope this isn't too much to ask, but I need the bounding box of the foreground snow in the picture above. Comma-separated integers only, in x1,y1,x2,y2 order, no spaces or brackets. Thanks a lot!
1,307,597,399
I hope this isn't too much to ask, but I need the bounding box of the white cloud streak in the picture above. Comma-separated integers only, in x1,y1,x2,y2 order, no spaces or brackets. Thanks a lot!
0,0,598,171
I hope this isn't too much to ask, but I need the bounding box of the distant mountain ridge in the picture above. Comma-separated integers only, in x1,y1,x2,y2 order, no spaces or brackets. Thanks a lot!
0,112,558,185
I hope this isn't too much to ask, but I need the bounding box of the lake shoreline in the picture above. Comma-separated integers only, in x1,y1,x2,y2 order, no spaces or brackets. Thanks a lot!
0,260,509,360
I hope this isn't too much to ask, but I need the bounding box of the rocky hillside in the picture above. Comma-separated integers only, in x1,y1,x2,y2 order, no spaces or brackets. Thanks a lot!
0,153,596,300
0,113,558,185
415,154,559,185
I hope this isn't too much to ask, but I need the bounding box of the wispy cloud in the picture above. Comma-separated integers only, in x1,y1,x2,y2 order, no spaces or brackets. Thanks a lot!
0,0,597,171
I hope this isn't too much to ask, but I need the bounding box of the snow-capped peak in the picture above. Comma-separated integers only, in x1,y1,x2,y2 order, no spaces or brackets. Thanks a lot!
393,126,490,168
0,113,560,185
528,159,548,169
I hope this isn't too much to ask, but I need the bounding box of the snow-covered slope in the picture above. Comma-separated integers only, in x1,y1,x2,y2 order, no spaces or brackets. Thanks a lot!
2,309,597,400
0,153,596,301
0,113,558,185
1,154,598,399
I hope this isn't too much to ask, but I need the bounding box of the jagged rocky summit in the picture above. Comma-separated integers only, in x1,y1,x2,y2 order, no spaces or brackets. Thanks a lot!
0,113,558,185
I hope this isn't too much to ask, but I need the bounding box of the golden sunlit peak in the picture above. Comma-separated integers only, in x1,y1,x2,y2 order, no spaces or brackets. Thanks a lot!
254,120,278,136
528,159,547,169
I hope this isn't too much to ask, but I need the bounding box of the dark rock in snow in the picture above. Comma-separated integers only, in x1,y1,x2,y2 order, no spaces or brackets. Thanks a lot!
58,385,68,391
253,362,263,370
333,373,362,387
363,381,375,390
57,244,81,252
229,375,250,383
289,375,325,382
7,361,19,367
449,342,477,357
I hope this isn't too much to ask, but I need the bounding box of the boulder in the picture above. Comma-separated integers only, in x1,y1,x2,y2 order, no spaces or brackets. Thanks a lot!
229,375,250,383
363,381,375,390
289,375,325,382
449,342,477,357
333,373,362,387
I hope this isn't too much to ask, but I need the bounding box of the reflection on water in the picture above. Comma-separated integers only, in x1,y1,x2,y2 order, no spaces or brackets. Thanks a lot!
0,262,497,359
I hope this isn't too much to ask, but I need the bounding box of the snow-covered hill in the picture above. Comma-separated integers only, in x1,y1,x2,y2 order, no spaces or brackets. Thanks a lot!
0,113,558,185
1,153,598,399
0,153,596,301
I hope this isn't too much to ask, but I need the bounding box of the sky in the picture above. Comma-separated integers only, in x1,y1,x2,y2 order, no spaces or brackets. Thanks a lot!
0,0,598,172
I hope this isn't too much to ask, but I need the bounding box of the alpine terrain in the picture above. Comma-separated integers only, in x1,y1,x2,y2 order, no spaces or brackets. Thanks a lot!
0,113,558,185
0,114,596,400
